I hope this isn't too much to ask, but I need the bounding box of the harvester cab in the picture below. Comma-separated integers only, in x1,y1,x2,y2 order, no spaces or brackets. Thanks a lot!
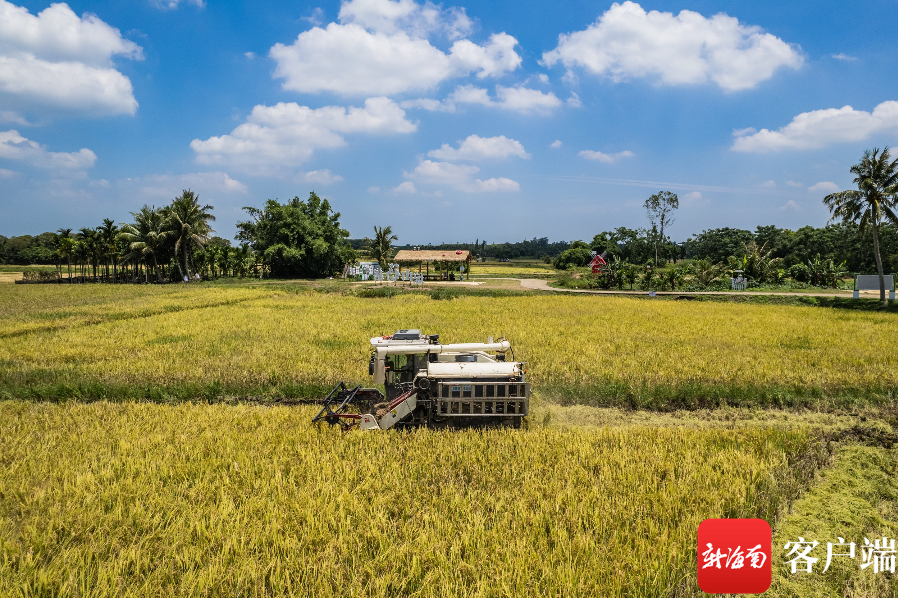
312,330,530,430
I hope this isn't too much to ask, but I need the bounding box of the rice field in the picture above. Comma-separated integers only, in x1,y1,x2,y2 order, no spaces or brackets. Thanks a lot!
0,401,821,597
0,284,894,407
468,265,554,275
0,283,895,597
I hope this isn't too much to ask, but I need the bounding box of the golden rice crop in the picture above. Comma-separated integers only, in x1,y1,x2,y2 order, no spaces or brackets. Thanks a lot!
0,286,894,405
0,284,260,338
0,400,816,597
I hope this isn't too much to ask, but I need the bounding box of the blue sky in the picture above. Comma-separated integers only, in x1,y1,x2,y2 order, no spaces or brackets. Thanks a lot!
0,0,896,244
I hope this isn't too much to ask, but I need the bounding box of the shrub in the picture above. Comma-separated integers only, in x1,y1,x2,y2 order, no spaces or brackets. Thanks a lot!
553,247,592,270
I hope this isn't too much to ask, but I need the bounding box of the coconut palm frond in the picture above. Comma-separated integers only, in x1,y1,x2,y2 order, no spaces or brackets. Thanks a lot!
822,147,897,304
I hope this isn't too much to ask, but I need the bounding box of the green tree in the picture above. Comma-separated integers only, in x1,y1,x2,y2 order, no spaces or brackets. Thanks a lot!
168,190,215,280
663,266,686,290
733,241,783,284
56,228,75,281
236,192,351,278
98,218,120,283
688,259,725,288
76,228,98,280
823,147,898,305
685,227,755,264
644,191,678,265
120,206,170,283
370,225,398,268
591,227,654,264
553,244,592,269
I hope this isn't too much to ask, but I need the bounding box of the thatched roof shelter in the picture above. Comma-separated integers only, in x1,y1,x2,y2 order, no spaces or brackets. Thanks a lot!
394,250,472,263
393,249,472,280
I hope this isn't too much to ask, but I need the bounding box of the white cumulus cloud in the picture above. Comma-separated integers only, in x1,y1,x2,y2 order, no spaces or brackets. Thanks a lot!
0,129,96,170
151,1,205,10
298,169,344,185
137,171,248,199
447,84,493,106
731,101,898,153
427,134,529,161
269,0,520,96
393,181,416,193
0,0,142,116
807,181,840,194
495,85,563,113
339,0,471,39
542,1,802,91
399,97,456,112
681,191,708,207
448,84,562,113
190,97,416,173
550,140,563,148
403,84,562,114
579,149,634,163
449,33,522,79
405,159,519,192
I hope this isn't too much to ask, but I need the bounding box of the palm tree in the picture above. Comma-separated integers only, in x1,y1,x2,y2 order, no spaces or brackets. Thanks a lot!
728,241,783,284
167,190,215,280
120,206,169,283
77,227,100,281
98,218,119,283
823,147,897,305
689,258,724,288
235,244,251,278
56,228,75,282
370,225,398,268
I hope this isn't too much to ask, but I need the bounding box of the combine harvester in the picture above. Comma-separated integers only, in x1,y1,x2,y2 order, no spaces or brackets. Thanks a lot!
313,329,530,430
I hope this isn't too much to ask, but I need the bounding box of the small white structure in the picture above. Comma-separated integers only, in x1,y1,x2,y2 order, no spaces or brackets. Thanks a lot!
731,270,747,291
854,275,895,299
357,261,378,280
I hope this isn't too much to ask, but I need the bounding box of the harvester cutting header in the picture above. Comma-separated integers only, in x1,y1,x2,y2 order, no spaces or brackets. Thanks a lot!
313,330,530,430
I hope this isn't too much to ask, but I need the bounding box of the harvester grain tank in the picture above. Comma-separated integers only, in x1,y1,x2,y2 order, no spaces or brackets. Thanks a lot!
313,330,530,430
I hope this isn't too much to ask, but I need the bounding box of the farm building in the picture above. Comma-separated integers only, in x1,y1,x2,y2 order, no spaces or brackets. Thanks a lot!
393,249,472,280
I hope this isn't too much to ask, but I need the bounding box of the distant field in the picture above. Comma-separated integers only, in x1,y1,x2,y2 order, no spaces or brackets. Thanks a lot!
0,401,819,596
470,265,554,275
0,283,895,407
0,265,58,284
0,265,56,273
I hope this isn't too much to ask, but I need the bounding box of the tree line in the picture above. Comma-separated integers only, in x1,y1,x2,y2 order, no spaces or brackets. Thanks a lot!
346,237,572,260
2,149,894,300
555,147,897,304
3,191,354,282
